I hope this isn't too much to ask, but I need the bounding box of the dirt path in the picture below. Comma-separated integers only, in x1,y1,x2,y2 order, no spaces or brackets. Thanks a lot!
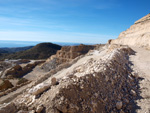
130,47,150,113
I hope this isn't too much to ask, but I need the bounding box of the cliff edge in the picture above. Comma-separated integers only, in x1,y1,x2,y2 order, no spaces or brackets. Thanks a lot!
111,13,150,48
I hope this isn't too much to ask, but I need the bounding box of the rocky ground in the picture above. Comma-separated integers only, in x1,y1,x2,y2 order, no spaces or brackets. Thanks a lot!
0,44,149,113
0,44,96,109
111,13,150,49
0,60,45,104
0,44,142,113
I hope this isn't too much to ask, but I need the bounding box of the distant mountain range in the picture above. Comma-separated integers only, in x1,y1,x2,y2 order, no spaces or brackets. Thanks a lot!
0,46,33,54
0,43,61,60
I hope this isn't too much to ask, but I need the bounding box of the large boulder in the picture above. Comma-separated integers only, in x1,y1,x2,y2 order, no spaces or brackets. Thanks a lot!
28,82,51,96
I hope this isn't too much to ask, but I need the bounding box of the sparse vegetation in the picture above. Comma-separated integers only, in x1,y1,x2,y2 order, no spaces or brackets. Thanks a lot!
0,43,61,60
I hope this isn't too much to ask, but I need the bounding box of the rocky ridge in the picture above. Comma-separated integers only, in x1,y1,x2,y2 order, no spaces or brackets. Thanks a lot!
0,43,61,60
111,13,150,48
41,44,96,72
0,45,140,113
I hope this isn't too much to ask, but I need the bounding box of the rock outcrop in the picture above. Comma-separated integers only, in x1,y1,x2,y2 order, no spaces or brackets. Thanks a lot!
111,13,150,48
41,44,96,71
56,44,95,61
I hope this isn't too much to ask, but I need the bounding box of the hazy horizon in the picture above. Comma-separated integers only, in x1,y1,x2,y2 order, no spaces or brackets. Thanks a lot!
0,40,95,48
0,0,150,43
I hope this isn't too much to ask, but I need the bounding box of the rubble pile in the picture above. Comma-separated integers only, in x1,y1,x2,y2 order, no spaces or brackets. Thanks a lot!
51,45,138,113
0,45,140,113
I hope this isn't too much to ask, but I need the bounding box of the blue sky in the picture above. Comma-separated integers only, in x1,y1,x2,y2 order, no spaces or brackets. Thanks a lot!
0,0,150,44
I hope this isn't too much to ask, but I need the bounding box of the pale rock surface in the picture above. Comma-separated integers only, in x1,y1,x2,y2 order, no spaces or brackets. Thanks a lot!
111,13,150,48
40,44,96,72
28,82,51,96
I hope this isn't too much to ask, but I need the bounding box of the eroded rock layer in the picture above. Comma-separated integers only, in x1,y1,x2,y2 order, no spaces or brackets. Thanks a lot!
41,44,96,72
111,13,150,48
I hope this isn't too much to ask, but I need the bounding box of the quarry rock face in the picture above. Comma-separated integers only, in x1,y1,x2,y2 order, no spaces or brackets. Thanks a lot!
56,44,95,62
0,45,139,113
111,13,150,48
41,44,96,71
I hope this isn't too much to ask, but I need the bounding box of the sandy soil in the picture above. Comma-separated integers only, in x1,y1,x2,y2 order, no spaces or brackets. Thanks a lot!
130,47,150,113
23,65,48,81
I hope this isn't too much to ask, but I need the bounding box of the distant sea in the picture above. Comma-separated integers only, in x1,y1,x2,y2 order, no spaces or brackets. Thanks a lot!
0,40,83,48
